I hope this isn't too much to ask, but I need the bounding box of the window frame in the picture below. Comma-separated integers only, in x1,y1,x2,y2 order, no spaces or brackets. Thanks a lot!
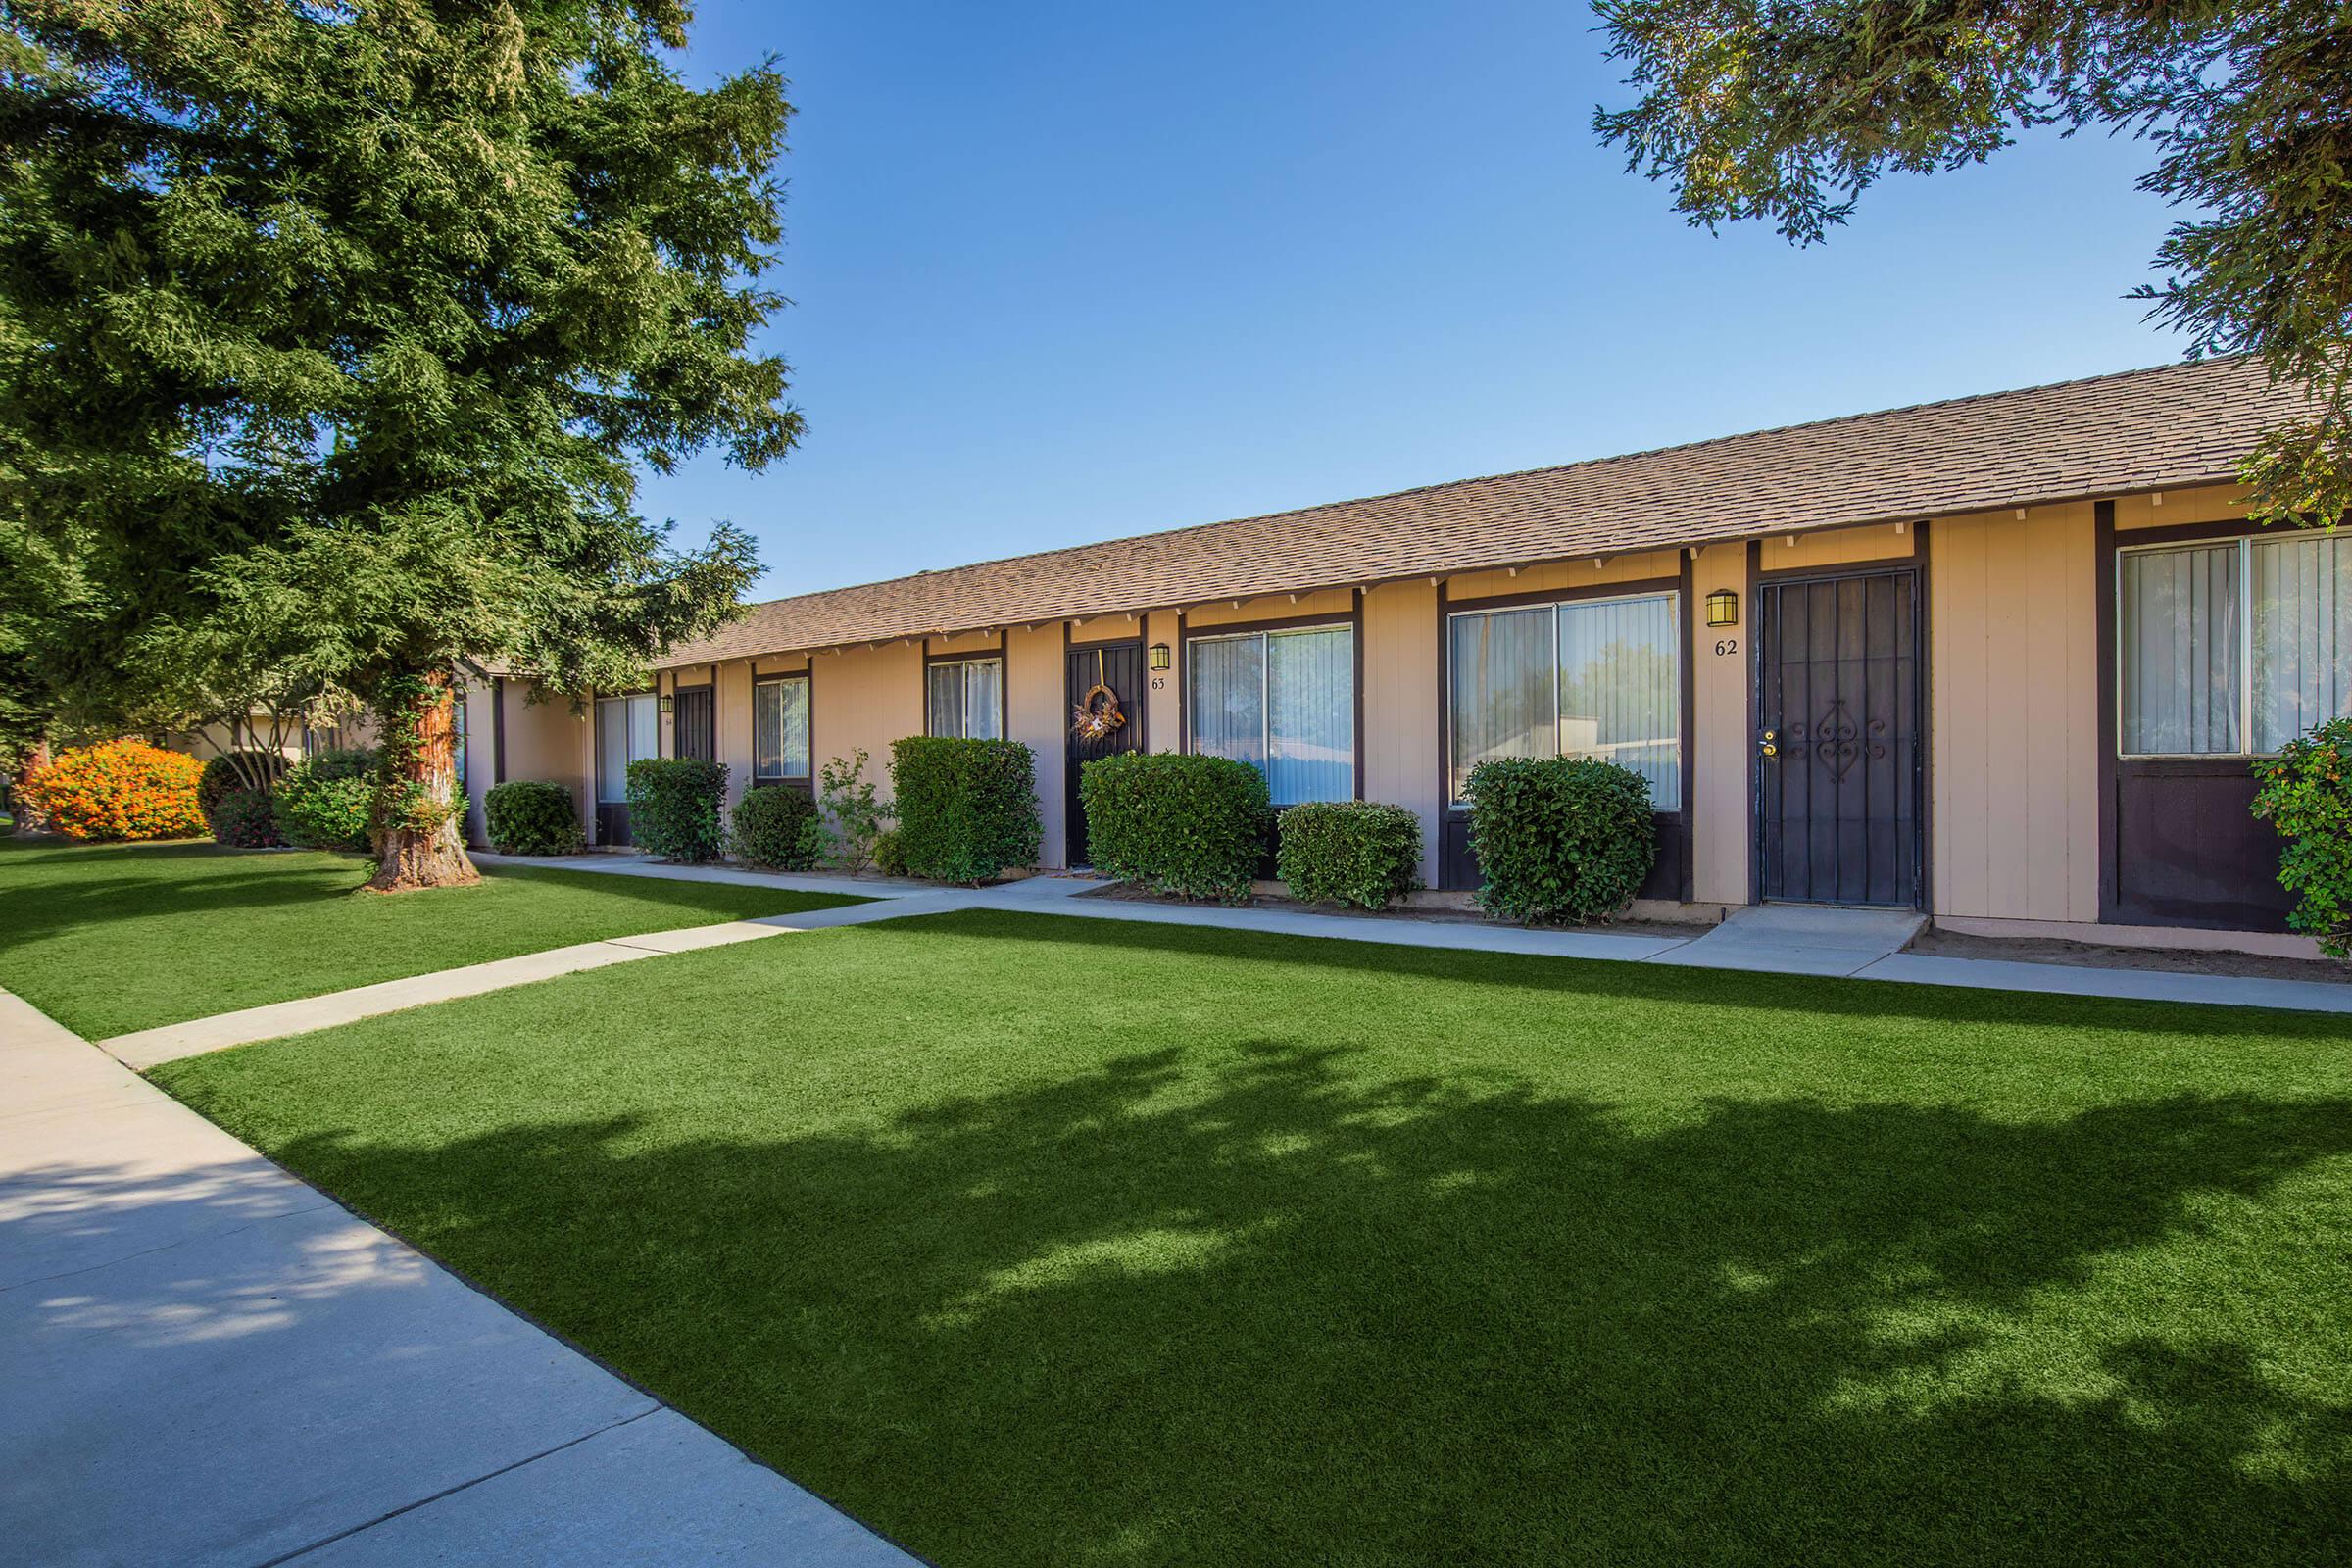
923,653,1006,741
594,689,660,804
1184,619,1358,806
1444,587,1685,809
2114,530,2341,760
752,670,812,783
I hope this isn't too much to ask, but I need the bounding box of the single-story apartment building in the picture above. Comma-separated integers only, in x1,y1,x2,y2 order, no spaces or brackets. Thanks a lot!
461,354,2341,953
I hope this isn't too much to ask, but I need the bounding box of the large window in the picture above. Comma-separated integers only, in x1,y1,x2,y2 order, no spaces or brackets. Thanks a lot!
1188,624,1355,804
2120,531,2352,756
754,674,811,780
595,692,659,804
927,657,1004,740
1448,592,1682,808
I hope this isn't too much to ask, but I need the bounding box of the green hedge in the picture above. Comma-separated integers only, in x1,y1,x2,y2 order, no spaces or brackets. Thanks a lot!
728,784,823,872
1277,801,1423,910
274,747,378,853
198,750,287,834
2253,716,2352,957
625,757,727,862
1079,752,1269,903
1464,756,1655,924
484,780,584,856
209,786,283,849
889,737,1042,883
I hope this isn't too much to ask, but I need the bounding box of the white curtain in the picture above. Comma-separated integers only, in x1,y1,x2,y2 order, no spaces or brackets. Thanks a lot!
1266,626,1354,804
599,693,659,802
1190,635,1265,767
1558,595,1681,809
928,661,1002,740
756,678,809,778
1448,607,1553,799
963,661,1003,740
2253,533,2352,752
597,699,626,802
2121,543,2240,754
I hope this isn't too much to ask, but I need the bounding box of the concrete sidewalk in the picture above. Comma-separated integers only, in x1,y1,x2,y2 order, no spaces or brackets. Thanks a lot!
96,858,2352,1078
956,873,2352,1013
0,989,922,1568
100,892,960,1069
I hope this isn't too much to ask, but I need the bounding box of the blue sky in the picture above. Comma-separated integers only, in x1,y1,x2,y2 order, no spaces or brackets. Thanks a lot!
650,0,2189,600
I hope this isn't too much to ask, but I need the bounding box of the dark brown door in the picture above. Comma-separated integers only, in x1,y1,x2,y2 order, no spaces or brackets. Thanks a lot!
1756,568,1923,907
672,686,715,760
1065,641,1145,865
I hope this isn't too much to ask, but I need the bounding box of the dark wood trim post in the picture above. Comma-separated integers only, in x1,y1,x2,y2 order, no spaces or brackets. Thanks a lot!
2093,499,2120,921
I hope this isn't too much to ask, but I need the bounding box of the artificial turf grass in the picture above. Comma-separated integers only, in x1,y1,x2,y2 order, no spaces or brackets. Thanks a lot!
153,909,2352,1567
0,836,865,1038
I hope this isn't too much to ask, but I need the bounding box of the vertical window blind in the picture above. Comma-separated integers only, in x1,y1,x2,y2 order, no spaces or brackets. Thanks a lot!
927,659,1004,741
754,676,810,779
1448,593,1683,808
2119,533,2350,756
1187,625,1354,804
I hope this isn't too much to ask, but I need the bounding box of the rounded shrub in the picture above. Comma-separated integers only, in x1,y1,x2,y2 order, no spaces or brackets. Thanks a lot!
274,747,380,853
625,757,728,862
1464,756,1655,924
1078,752,1269,903
1277,801,1424,910
871,826,908,877
21,738,207,841
889,737,1042,884
727,783,821,871
484,780,585,856
198,750,287,832
209,786,283,849
2253,715,2352,957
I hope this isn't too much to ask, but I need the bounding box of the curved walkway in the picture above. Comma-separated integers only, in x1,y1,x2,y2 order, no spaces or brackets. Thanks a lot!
0,988,924,1567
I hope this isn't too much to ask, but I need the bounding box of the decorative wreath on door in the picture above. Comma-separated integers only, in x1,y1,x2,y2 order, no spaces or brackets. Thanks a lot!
1070,649,1127,741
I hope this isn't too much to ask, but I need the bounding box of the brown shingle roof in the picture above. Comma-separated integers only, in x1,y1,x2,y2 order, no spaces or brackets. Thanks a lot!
661,355,2299,667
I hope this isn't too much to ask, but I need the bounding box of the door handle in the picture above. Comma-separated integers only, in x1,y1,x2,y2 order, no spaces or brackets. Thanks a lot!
1759,729,1777,758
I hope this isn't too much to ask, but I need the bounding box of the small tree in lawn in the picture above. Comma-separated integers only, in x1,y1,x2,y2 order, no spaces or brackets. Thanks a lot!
0,0,794,889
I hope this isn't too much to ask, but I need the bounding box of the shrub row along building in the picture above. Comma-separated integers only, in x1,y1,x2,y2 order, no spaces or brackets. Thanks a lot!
461,355,2338,953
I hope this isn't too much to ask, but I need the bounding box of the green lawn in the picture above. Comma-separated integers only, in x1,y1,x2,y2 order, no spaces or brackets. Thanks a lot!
154,911,2352,1566
0,837,864,1037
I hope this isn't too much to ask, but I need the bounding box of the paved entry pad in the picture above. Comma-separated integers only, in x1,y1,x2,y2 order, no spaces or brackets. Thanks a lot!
1661,904,1926,977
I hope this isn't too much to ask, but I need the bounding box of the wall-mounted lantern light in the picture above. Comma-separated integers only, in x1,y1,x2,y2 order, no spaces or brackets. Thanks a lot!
657,693,675,714
1149,642,1172,671
1705,588,1740,628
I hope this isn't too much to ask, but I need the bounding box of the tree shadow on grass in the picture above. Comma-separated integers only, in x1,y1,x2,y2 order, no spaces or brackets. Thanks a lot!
240,1042,2352,1568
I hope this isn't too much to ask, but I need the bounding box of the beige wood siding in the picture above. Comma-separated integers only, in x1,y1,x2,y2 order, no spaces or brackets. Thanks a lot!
1447,550,1680,605
499,681,593,836
1186,589,1354,628
2113,482,2248,531
1007,622,1068,866
1690,543,1750,904
811,642,922,801
715,659,754,808
1360,579,1442,885
1929,505,2099,921
1146,611,1182,750
1758,522,1914,571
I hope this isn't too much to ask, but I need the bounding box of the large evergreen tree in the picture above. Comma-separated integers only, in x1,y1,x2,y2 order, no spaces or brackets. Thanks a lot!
0,0,792,887
1594,0,2352,523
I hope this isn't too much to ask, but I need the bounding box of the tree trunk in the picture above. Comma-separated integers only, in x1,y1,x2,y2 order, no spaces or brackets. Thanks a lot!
367,669,479,893
10,740,50,834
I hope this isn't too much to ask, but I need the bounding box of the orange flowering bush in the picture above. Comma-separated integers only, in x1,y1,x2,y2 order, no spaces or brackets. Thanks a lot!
22,739,207,842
